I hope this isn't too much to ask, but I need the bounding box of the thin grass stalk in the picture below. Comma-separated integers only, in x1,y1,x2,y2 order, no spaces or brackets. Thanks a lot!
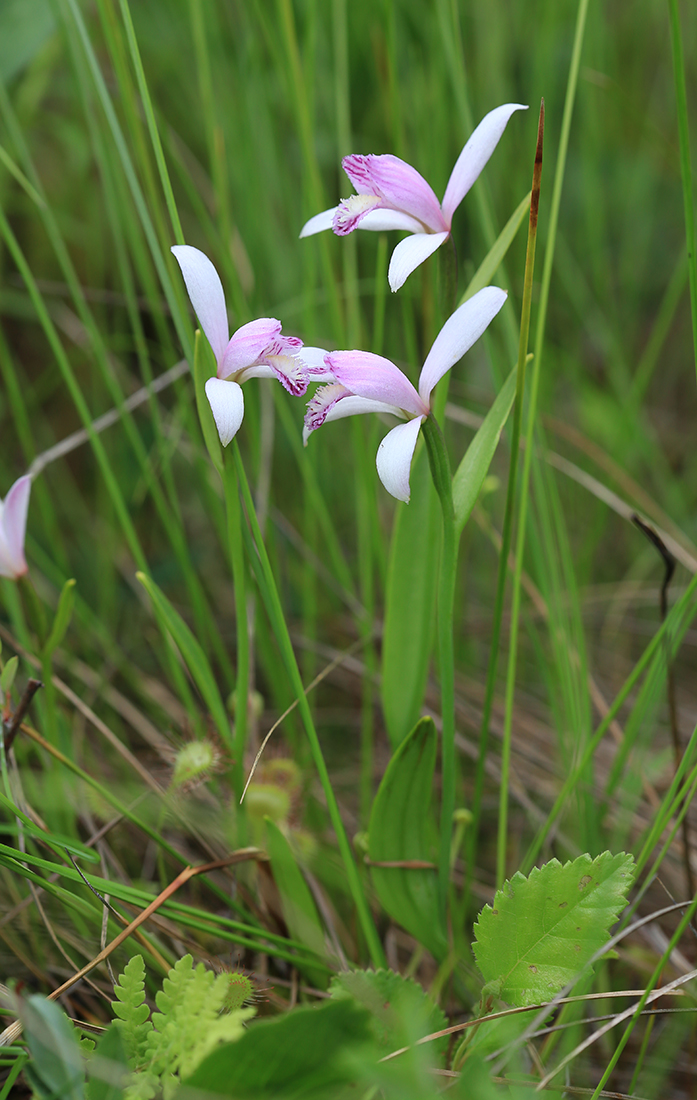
587,890,697,1098
231,442,385,967
496,101,544,887
117,0,184,245
667,0,697,385
522,568,697,871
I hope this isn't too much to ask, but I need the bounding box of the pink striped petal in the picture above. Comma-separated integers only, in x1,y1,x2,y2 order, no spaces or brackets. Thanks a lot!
0,475,30,578
342,154,447,233
299,208,338,238
376,418,424,502
171,245,229,365
388,231,449,292
442,103,528,225
326,351,426,416
219,317,283,378
205,378,244,446
418,287,507,406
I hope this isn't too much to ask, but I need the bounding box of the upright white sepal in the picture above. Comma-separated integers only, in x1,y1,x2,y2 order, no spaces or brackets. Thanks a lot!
171,245,229,364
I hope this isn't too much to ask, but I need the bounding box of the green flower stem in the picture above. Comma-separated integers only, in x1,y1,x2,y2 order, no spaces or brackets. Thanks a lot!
222,457,249,803
421,414,457,923
496,101,545,888
232,441,385,968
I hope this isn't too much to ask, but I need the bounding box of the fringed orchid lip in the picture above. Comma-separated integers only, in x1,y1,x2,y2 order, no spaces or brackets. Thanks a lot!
171,245,324,447
300,102,527,291
0,475,31,579
304,286,507,502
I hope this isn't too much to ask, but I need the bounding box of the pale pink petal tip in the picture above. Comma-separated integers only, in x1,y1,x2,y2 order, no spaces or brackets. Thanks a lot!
171,245,229,365
375,417,424,502
299,208,337,238
0,474,31,578
442,103,529,225
205,377,244,447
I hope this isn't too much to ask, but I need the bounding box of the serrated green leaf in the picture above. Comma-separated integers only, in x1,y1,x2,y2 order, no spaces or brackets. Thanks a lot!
136,571,231,749
368,718,447,960
182,999,373,1096
265,818,328,987
330,968,448,1062
472,852,635,1006
381,448,440,747
19,994,85,1100
452,368,516,534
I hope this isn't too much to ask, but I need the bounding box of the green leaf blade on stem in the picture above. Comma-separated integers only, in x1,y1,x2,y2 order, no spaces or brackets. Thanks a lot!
264,817,329,986
458,191,532,306
452,367,517,535
136,571,231,749
472,851,634,1007
368,717,447,960
381,445,440,749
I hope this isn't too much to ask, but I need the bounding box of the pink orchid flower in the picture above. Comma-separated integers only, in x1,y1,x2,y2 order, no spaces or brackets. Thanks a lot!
0,475,31,579
300,103,527,292
171,245,325,446
304,286,507,502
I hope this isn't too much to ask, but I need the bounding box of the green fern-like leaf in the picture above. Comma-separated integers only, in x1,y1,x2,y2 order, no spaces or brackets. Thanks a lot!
111,955,153,1069
472,851,634,1007
143,955,253,1081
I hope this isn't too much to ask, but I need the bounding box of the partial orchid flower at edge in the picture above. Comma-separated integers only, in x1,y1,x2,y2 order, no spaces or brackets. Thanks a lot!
299,103,527,291
171,245,325,446
304,286,507,502
0,475,31,580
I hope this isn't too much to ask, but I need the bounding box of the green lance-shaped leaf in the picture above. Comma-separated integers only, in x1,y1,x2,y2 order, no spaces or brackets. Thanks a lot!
459,191,531,305
0,654,18,695
368,717,447,960
381,445,440,748
42,577,77,660
194,327,223,475
472,851,635,1007
136,572,231,749
452,367,516,534
182,999,372,1096
264,818,329,986
19,993,86,1100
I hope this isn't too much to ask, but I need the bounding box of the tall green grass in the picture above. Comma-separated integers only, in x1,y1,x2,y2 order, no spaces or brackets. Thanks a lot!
0,0,696,1093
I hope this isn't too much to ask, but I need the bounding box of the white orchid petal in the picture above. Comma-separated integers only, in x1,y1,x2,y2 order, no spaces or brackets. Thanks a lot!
0,475,30,578
303,395,400,445
171,245,229,365
299,208,337,237
376,417,424,503
388,232,449,292
357,209,425,234
205,377,244,447
418,287,507,405
442,103,528,225
324,395,403,424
